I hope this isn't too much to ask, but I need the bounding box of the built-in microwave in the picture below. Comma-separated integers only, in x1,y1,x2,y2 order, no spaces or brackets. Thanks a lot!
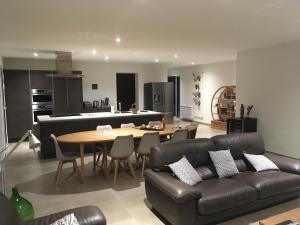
31,89,52,105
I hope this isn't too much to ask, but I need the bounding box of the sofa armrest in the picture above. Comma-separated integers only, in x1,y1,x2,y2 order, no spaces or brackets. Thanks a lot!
24,206,106,225
144,169,202,204
265,152,300,175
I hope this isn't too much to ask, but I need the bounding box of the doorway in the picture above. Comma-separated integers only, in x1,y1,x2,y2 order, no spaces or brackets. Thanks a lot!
116,73,136,111
168,76,180,117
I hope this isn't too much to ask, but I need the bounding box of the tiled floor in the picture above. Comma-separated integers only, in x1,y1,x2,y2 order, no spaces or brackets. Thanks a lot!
3,123,300,225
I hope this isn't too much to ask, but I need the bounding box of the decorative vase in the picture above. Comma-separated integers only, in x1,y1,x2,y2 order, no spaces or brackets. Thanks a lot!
10,187,34,221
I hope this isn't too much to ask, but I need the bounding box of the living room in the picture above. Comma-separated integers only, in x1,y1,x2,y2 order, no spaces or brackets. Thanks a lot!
1,1,300,225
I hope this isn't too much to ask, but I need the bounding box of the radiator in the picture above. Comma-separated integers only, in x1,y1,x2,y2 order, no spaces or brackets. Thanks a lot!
180,106,193,121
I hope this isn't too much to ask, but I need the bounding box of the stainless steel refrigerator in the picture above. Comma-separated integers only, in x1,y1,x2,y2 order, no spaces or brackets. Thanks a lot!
144,82,174,117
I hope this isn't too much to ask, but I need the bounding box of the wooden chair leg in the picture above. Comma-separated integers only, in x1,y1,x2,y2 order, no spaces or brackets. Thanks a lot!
97,150,102,166
141,155,146,178
108,159,114,174
73,160,83,184
93,145,97,173
113,159,119,183
54,161,61,181
127,159,137,179
56,161,63,185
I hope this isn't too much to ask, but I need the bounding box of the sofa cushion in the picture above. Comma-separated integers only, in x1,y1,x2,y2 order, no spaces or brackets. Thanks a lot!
151,138,216,171
212,133,265,159
197,178,257,214
231,171,300,199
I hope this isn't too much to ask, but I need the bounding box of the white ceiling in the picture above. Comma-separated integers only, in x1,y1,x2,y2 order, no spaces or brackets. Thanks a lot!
1,0,300,65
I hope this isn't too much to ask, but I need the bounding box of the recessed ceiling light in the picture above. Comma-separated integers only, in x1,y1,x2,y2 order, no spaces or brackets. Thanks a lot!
33,52,38,57
115,37,121,43
105,56,109,61
191,62,195,65
155,58,159,63
174,54,178,58
92,49,97,54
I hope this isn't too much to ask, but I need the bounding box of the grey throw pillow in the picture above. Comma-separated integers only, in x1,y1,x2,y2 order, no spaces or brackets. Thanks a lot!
209,150,239,178
168,156,202,185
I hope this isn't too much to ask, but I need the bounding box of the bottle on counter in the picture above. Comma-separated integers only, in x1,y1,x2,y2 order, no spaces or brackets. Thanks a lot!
111,105,115,114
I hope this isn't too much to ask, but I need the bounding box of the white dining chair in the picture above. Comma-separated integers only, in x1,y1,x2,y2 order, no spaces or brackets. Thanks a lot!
171,129,188,142
136,132,160,177
108,135,137,183
95,125,113,171
50,134,81,185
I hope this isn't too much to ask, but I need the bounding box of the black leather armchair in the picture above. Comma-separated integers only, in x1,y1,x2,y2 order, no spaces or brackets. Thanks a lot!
0,195,106,225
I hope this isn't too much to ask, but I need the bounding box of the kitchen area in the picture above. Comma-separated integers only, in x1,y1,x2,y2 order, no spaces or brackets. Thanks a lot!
2,52,174,158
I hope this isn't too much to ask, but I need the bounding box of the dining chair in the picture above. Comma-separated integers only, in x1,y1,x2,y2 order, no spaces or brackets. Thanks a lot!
50,134,81,185
108,135,136,183
186,123,198,139
136,132,160,177
171,129,188,142
95,125,113,171
120,123,135,128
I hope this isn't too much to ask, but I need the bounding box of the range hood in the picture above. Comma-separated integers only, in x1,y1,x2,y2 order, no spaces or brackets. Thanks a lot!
46,51,84,78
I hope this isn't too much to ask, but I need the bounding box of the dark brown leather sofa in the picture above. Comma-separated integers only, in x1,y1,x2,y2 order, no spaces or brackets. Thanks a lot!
0,194,106,225
145,133,300,225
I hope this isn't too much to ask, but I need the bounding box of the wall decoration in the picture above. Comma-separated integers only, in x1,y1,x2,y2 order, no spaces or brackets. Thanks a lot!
192,72,203,120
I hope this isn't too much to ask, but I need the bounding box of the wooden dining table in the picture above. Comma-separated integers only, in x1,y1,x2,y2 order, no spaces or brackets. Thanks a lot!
56,127,176,183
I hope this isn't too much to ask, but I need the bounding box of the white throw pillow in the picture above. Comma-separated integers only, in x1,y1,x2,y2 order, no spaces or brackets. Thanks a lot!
209,150,239,178
50,213,79,225
168,156,202,185
244,153,279,172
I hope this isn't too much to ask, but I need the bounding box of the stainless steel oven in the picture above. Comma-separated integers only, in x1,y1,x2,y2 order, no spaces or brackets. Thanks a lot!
31,89,52,105
32,105,53,123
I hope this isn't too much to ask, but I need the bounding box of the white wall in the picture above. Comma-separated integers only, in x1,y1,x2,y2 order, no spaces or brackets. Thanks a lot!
168,61,236,124
72,61,168,108
3,58,169,109
237,41,300,158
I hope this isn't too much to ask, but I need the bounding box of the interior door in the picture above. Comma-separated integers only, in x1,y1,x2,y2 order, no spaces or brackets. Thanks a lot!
116,73,136,111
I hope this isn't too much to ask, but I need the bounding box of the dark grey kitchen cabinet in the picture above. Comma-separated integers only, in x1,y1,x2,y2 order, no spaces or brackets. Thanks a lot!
53,77,83,115
30,70,52,89
3,69,33,141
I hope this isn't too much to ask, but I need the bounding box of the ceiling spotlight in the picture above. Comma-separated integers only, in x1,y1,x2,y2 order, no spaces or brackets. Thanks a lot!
92,49,97,54
174,54,178,58
33,52,38,57
105,56,109,61
191,62,195,65
155,58,159,63
115,37,121,43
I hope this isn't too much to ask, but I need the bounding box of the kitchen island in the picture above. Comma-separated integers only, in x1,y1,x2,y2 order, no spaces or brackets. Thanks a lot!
37,111,163,158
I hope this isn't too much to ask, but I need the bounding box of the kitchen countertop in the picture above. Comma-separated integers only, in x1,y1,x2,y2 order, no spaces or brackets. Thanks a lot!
37,111,162,122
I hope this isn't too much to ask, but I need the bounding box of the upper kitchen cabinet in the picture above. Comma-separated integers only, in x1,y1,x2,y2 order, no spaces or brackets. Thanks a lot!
30,70,52,89
4,69,32,141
